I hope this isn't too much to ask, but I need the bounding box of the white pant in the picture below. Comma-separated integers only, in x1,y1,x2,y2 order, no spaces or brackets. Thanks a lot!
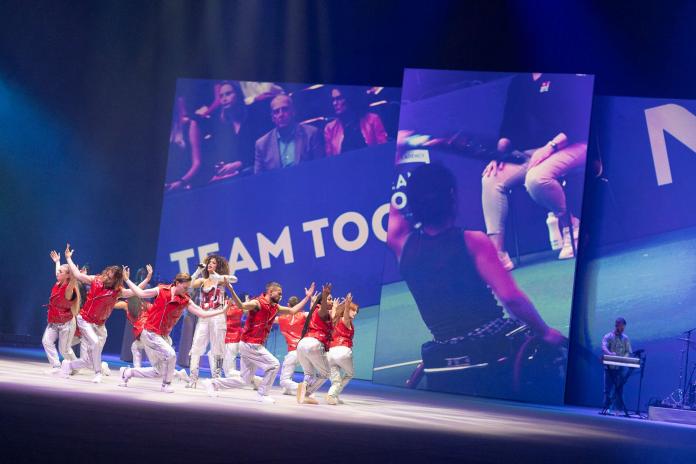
42,319,77,367
327,346,354,398
189,312,226,377
131,339,144,368
279,350,299,393
223,342,240,377
239,342,279,396
67,316,107,373
128,330,177,384
134,335,173,368
296,337,330,396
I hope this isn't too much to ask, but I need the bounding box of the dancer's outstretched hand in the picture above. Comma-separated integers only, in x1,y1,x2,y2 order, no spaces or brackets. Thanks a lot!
305,282,316,298
64,243,73,259
122,266,130,282
50,250,60,263
146,264,153,278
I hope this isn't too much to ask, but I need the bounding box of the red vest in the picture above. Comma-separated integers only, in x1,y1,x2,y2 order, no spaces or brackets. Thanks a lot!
143,285,190,337
47,281,74,324
126,302,151,339
330,318,355,349
306,306,333,349
225,305,243,343
79,278,121,326
278,312,307,352
241,295,278,344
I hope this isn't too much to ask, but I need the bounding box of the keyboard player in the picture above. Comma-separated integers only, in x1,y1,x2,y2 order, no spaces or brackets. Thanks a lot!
601,317,633,415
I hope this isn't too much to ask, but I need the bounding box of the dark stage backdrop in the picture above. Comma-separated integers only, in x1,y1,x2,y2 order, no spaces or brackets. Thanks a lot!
1,0,695,377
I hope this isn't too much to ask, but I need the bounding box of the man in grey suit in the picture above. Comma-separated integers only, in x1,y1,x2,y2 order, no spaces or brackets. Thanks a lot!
254,94,324,173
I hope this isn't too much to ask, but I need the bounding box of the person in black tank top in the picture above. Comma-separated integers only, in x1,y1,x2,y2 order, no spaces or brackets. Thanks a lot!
389,163,565,401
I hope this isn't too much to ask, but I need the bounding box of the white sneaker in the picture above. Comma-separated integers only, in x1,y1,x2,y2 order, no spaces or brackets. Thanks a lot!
91,373,103,384
59,359,72,379
282,388,297,396
101,362,111,376
252,376,262,391
202,379,218,397
296,381,307,404
498,251,514,271
256,394,275,404
160,383,175,393
174,369,190,383
118,367,130,387
46,366,61,375
326,395,338,405
558,226,579,260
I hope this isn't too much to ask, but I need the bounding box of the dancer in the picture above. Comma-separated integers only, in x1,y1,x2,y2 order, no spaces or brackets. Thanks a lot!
326,293,359,405
203,281,315,403
119,270,225,393
296,283,334,405
187,255,233,387
42,250,79,373
59,243,152,383
221,294,245,377
121,299,150,368
277,295,308,395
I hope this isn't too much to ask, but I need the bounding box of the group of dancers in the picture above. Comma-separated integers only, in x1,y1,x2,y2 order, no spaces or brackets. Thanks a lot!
43,244,358,405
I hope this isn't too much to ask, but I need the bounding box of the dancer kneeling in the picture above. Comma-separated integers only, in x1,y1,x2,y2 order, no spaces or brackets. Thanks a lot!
118,270,225,393
327,293,358,405
203,281,315,404
296,283,335,405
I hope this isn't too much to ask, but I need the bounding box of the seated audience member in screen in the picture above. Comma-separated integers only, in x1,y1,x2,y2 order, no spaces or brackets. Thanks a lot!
254,94,324,173
388,163,565,400
324,87,388,156
167,81,254,190
481,73,590,269
601,317,632,415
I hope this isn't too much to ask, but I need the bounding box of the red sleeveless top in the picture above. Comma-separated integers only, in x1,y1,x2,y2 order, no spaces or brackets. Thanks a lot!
305,305,333,349
330,318,354,349
241,295,278,344
79,277,121,326
47,281,74,324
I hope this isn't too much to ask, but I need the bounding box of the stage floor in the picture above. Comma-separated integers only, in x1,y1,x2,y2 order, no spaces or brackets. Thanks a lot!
1,350,695,462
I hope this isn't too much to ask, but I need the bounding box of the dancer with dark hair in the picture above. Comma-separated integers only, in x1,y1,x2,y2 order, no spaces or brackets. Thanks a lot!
326,293,359,405
296,283,335,405
277,295,308,395
42,250,80,373
388,163,564,398
59,244,152,383
187,254,233,387
203,281,315,403
119,271,225,393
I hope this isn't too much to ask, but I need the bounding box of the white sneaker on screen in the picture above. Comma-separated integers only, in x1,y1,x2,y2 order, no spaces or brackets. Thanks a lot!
91,373,103,384
101,362,111,376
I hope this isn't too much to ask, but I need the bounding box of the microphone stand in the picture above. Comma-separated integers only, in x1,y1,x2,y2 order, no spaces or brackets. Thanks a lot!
681,328,696,408
634,351,647,419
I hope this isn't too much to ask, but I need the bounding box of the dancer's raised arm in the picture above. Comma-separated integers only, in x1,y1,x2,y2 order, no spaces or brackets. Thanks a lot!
64,243,93,285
